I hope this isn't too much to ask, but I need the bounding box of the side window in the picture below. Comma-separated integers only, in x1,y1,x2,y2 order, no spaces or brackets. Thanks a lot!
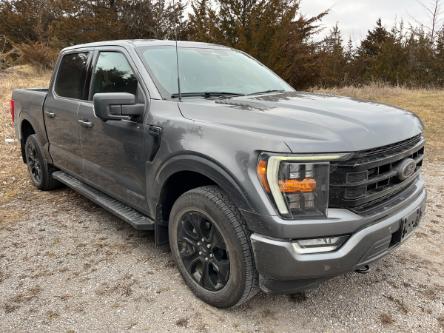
55,52,89,100
92,52,138,95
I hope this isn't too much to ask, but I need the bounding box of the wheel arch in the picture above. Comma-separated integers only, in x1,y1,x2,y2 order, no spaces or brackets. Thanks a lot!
18,113,53,164
20,119,36,163
153,154,254,245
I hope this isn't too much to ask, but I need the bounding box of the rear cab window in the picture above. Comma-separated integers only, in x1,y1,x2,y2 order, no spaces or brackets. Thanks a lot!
54,52,90,100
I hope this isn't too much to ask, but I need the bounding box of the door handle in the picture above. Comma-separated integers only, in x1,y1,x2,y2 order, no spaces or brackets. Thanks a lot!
45,111,55,118
78,120,94,128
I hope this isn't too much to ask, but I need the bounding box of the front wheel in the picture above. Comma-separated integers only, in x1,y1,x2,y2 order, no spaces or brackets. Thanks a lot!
169,186,258,308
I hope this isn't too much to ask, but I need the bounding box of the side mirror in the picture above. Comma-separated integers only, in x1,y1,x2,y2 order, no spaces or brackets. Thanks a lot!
93,92,144,121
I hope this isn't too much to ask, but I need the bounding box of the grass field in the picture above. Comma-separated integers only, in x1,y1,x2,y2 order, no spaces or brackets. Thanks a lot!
0,66,51,211
315,85,444,159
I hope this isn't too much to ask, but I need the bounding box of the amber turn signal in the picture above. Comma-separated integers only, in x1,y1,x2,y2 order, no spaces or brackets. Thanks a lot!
279,178,317,193
257,159,270,192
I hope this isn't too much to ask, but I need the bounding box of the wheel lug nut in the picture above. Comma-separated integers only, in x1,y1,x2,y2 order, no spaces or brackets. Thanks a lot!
199,251,202,255
206,244,211,248
209,254,213,258
201,238,205,242
197,242,201,246
205,257,208,261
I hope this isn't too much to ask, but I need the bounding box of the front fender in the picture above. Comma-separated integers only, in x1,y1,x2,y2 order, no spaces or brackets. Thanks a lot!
153,153,254,213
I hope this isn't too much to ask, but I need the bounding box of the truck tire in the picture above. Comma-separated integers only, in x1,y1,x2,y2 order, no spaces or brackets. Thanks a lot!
24,134,60,191
169,185,259,308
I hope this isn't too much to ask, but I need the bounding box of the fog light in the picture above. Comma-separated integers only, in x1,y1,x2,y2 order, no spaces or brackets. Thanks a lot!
293,235,349,254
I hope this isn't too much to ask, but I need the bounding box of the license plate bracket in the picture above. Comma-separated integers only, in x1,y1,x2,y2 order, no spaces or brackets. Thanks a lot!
390,207,423,247
400,209,422,241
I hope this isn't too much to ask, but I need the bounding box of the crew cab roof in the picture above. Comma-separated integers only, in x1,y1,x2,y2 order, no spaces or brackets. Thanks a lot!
61,39,229,52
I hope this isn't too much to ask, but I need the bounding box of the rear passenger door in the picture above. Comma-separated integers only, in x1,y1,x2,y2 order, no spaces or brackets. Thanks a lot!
44,51,91,176
77,49,151,212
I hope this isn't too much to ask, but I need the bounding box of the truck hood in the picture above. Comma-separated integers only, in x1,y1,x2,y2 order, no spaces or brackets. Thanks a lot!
178,91,423,153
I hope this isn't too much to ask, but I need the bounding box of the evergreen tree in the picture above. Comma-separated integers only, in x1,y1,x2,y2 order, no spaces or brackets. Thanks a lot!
1,0,444,88
318,24,347,86
187,0,327,88
406,25,436,86
354,19,406,84
358,19,391,58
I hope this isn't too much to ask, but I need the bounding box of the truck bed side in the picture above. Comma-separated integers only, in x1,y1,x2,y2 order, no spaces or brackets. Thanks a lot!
12,88,52,163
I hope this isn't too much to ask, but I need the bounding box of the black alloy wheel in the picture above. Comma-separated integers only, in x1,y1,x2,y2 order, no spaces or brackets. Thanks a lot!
177,211,230,291
24,134,60,190
26,138,42,185
169,186,258,308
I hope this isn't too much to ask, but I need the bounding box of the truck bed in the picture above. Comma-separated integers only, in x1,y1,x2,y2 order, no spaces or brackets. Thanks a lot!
12,88,49,160
12,88,48,110
13,88,48,101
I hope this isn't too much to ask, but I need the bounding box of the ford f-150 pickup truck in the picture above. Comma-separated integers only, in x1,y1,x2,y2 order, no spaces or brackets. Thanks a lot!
11,40,426,308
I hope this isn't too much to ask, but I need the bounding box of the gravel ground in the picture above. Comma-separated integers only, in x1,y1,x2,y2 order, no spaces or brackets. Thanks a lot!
0,157,443,332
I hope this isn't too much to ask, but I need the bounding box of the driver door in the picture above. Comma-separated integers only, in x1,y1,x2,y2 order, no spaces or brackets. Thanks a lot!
78,49,154,212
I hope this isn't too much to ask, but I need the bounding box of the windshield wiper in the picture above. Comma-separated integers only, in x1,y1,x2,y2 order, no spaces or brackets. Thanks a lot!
247,89,286,96
171,92,245,99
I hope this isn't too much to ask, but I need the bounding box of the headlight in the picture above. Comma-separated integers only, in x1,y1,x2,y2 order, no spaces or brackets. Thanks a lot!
257,153,348,219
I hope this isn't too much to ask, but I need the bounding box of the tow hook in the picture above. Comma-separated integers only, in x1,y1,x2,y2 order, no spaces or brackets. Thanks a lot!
355,265,370,274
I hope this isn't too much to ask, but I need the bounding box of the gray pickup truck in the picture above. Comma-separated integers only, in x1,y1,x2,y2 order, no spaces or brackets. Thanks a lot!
11,40,426,308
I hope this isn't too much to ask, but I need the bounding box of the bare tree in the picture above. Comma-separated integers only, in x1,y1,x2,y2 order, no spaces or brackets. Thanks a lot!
415,0,443,41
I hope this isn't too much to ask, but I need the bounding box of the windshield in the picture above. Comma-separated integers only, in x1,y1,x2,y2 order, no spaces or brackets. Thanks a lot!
138,46,294,98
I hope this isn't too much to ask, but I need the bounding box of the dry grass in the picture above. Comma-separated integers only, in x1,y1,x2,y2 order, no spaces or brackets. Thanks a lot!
0,65,51,208
316,84,444,160
0,65,51,140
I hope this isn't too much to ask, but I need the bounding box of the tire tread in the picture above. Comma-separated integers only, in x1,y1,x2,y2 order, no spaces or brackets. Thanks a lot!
25,134,60,191
186,185,259,307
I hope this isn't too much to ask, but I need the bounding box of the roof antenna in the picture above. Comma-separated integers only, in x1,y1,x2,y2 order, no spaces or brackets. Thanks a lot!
173,0,182,101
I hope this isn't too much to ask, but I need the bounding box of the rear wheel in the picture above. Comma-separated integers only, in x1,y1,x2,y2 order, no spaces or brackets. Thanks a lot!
25,134,60,190
169,186,258,308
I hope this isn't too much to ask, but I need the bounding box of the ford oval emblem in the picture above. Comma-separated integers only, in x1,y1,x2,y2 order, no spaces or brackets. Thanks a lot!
397,158,417,181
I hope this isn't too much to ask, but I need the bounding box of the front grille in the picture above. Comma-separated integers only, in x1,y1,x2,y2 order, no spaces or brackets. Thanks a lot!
330,134,424,213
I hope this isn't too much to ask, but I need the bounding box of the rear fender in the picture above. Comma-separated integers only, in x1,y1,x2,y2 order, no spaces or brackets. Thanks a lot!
18,114,53,164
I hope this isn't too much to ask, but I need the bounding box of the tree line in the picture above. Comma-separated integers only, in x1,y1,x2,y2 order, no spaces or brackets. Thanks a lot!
1,0,443,88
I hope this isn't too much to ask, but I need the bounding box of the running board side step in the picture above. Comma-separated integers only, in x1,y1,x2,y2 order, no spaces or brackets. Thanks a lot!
53,171,154,231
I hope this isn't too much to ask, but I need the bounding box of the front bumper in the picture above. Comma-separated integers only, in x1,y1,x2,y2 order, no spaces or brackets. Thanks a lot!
250,185,427,294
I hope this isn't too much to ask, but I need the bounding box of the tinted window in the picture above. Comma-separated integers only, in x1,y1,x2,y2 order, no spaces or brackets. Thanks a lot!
93,52,138,95
55,52,89,99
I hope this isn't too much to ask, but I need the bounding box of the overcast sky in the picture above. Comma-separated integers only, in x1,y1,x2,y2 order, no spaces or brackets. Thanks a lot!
299,0,442,42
